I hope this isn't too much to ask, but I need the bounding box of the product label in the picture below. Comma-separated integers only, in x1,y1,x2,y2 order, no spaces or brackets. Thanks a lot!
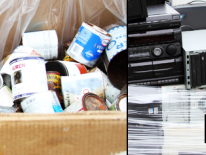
61,72,104,108
21,91,63,113
47,72,63,103
10,57,48,100
22,30,58,59
105,26,127,61
69,24,110,61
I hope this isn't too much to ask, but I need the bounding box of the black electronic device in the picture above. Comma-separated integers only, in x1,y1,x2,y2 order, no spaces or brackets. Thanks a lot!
128,0,148,22
128,4,181,32
146,0,165,6
128,28,182,61
128,56,184,86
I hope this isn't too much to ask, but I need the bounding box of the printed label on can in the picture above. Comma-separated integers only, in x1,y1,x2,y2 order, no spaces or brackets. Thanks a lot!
47,72,63,103
61,72,104,108
64,100,84,112
58,61,87,76
9,56,48,101
22,30,58,59
105,26,127,61
67,22,111,67
21,91,63,113
63,54,75,62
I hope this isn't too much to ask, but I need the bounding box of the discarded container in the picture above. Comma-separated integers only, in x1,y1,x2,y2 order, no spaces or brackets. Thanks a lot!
63,54,75,62
0,46,41,76
120,84,127,94
21,91,63,113
63,100,85,112
67,22,111,68
0,106,17,113
1,74,12,90
47,71,63,104
46,61,87,76
89,67,120,103
82,93,108,111
9,56,48,103
110,93,127,112
0,85,14,107
22,30,58,60
61,72,105,108
0,74,3,88
102,26,127,89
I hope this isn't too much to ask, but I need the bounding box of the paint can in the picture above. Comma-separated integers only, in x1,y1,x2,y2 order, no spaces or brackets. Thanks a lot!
63,100,85,112
109,93,127,112
47,71,63,104
46,61,87,76
22,30,58,60
9,56,48,103
82,93,108,111
102,26,127,89
0,74,3,88
61,72,105,108
21,91,63,113
1,74,12,90
89,67,120,104
0,46,41,76
66,22,111,68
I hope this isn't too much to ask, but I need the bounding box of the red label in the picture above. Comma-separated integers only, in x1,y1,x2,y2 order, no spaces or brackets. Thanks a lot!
12,63,25,71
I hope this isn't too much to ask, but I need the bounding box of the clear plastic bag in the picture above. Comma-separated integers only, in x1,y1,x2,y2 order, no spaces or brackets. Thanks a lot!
0,0,126,61
128,84,206,155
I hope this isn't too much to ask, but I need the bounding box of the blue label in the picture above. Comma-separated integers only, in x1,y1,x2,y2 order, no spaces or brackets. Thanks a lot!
9,56,44,65
75,25,108,61
53,105,63,113
14,93,34,100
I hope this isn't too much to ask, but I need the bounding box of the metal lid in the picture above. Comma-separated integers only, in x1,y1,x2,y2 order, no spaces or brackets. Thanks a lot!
82,93,108,111
116,93,127,112
46,71,60,76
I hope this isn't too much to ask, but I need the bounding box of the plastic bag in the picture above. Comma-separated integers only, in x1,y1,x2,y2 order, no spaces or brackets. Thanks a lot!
0,0,126,61
128,84,206,155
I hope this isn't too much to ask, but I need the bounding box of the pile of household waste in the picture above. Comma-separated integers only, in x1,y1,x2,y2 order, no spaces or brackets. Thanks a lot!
0,22,127,113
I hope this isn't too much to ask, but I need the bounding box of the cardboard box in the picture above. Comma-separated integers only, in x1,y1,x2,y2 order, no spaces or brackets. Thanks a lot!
0,0,127,154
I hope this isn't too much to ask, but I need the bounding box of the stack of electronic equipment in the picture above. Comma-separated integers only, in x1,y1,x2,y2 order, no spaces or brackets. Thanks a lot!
128,0,184,87
128,0,183,155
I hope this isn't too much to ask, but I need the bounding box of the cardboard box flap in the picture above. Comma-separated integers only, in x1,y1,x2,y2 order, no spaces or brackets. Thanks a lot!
0,112,127,155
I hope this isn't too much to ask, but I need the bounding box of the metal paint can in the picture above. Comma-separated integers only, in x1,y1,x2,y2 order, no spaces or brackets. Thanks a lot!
46,61,87,76
89,67,120,104
63,100,85,112
109,93,127,112
46,71,63,104
82,93,108,111
67,22,111,68
102,26,127,89
22,30,58,60
21,91,63,113
61,72,105,108
9,56,48,103
0,74,3,88
0,46,41,76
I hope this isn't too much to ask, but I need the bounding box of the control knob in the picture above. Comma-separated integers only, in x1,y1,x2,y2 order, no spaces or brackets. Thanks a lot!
152,47,162,57
166,44,177,55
